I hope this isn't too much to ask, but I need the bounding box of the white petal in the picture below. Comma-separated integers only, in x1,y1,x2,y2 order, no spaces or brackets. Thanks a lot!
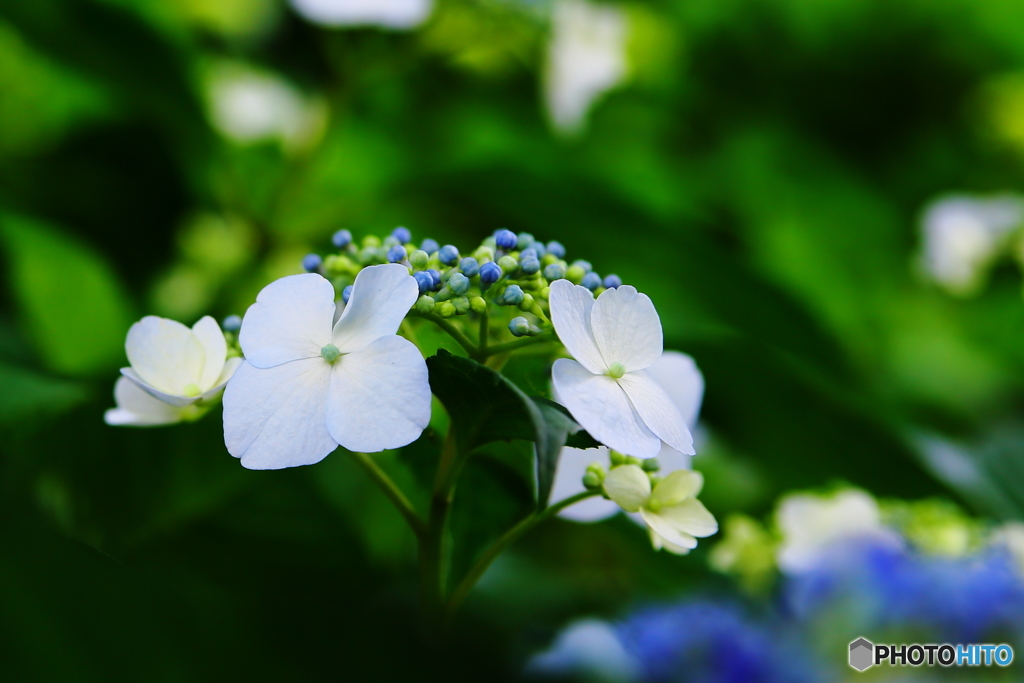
654,441,692,471
333,264,419,353
125,316,205,394
552,358,661,457
548,279,605,374
192,315,227,391
326,335,430,452
617,370,694,455
104,376,184,426
551,447,620,522
199,356,243,400
602,465,651,512
650,470,704,507
590,285,662,372
640,508,701,549
657,498,718,537
648,351,704,427
649,527,696,555
222,358,337,470
121,367,199,407
239,273,335,369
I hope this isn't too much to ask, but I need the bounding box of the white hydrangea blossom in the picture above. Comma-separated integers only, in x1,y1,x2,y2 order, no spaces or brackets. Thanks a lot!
551,351,704,522
223,264,431,470
548,279,693,459
289,0,433,29
526,619,639,683
919,194,1024,295
603,465,717,554
775,489,901,574
105,315,241,426
544,0,629,134
990,522,1024,577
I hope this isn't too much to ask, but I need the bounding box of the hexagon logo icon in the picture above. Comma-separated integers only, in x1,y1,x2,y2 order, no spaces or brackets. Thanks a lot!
849,637,874,671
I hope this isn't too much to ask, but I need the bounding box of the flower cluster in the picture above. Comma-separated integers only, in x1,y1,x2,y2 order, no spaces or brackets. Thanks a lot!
104,224,714,556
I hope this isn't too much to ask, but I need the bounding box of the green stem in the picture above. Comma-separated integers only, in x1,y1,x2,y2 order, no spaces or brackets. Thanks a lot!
408,311,479,357
478,308,489,357
420,427,466,624
350,452,425,537
482,330,556,358
446,490,601,614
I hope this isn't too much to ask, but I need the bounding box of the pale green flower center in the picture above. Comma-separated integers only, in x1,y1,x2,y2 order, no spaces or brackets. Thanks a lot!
183,383,201,397
606,362,626,379
321,343,341,363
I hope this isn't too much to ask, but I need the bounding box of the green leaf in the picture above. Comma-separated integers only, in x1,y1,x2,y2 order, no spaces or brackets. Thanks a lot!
426,349,591,508
0,361,87,426
0,213,133,375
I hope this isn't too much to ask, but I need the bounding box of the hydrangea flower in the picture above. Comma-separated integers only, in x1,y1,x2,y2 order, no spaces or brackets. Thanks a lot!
603,466,717,554
105,315,241,426
289,0,434,30
775,489,901,574
552,351,704,522
223,264,430,470
549,279,694,459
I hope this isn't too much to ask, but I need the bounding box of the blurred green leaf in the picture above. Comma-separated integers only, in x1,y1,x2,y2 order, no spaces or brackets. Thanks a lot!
0,212,133,375
0,362,87,426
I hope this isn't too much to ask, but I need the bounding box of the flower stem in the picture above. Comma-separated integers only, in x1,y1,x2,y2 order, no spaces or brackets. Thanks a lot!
446,490,601,614
408,311,479,357
350,452,425,537
419,427,467,625
481,329,556,358
478,308,489,357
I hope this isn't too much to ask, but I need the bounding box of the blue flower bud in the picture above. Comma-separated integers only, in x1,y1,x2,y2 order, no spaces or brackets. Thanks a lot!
387,245,407,263
495,229,518,250
531,242,546,258
546,241,566,258
520,257,541,275
383,235,400,249
420,238,440,254
544,263,567,280
502,284,525,305
516,232,535,250
479,261,502,285
392,226,412,244
222,315,242,333
519,248,538,260
603,274,622,289
571,259,592,273
459,257,480,277
581,272,602,291
439,244,460,265
414,271,434,294
332,229,353,249
426,269,442,290
342,285,354,304
448,272,471,296
509,317,531,337
302,253,322,272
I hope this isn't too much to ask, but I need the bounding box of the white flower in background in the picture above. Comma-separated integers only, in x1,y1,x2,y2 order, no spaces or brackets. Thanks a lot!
289,0,433,29
206,62,326,151
919,193,1024,295
223,264,430,470
603,466,717,554
990,522,1024,577
526,619,639,683
105,316,241,426
549,279,693,459
552,351,704,522
544,0,629,135
775,489,900,574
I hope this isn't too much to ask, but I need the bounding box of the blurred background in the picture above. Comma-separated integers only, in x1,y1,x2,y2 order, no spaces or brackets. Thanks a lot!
5,0,1024,680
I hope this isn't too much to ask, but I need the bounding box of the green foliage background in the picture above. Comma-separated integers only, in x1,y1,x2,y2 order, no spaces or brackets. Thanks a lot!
3,0,1024,679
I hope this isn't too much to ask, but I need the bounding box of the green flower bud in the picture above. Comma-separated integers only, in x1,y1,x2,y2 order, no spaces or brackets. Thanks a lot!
452,296,470,314
582,471,603,489
362,235,382,248
415,295,435,313
641,458,660,472
626,456,643,467
435,286,453,301
541,252,559,266
409,249,429,269
609,450,627,466
498,255,518,272
436,301,456,318
470,296,487,313
320,344,341,363
539,286,550,300
473,246,495,262
566,264,587,284
518,292,535,311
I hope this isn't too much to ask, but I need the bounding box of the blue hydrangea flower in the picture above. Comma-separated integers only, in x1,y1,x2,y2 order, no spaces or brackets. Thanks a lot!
439,244,460,265
501,284,525,305
342,285,354,304
413,271,434,295
495,229,518,249
581,271,602,290
391,226,412,243
459,257,480,277
222,315,242,333
420,238,440,254
448,272,471,296
480,261,502,285
387,245,407,263
546,241,566,258
332,229,352,249
604,274,623,289
509,317,531,337
521,257,541,275
302,253,322,273
544,263,567,280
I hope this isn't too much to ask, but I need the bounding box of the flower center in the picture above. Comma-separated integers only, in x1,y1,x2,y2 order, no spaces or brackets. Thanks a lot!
321,343,341,363
606,362,626,379
183,383,201,397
